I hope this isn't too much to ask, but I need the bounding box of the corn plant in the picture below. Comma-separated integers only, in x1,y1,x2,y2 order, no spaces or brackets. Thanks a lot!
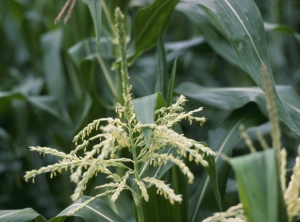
0,0,299,221
23,8,217,222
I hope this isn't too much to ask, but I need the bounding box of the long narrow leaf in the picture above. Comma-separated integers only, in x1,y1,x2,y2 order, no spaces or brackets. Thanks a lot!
154,33,167,97
41,30,67,110
166,58,178,106
84,0,102,49
203,154,222,211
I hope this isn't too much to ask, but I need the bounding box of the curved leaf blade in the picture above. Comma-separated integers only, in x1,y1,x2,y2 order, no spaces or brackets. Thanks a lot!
129,0,179,64
176,3,244,70
264,22,300,44
0,208,46,222
132,92,166,146
154,33,167,97
176,82,300,129
84,0,102,49
49,196,127,222
181,0,300,136
0,91,70,126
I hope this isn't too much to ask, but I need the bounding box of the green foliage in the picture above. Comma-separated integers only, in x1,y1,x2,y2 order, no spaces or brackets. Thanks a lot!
230,150,288,222
0,0,299,221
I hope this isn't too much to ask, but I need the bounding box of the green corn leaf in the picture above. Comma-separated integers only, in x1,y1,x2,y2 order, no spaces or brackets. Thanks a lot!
84,0,102,49
230,150,288,222
176,3,244,70
132,92,166,146
154,32,167,97
181,0,300,136
203,153,222,211
49,196,127,222
264,22,300,44
176,82,300,126
189,104,266,221
68,38,118,108
166,58,178,106
41,30,66,109
68,38,114,66
141,186,181,222
0,91,70,127
129,0,179,64
170,165,189,222
0,208,47,222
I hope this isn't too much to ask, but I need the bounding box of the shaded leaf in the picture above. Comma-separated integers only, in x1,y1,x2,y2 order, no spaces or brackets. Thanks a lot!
129,0,179,64
189,104,266,221
68,38,118,108
68,38,114,66
170,165,189,222
264,22,300,44
41,29,66,110
203,154,222,211
0,91,70,126
141,186,181,222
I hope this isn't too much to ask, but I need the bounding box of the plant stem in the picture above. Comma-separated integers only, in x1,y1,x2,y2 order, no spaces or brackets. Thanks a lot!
115,7,145,222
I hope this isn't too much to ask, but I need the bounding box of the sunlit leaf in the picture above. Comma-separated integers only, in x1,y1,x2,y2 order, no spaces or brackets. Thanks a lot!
231,150,288,222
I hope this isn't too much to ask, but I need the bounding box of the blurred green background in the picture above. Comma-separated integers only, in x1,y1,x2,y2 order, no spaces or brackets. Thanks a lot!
0,0,299,219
